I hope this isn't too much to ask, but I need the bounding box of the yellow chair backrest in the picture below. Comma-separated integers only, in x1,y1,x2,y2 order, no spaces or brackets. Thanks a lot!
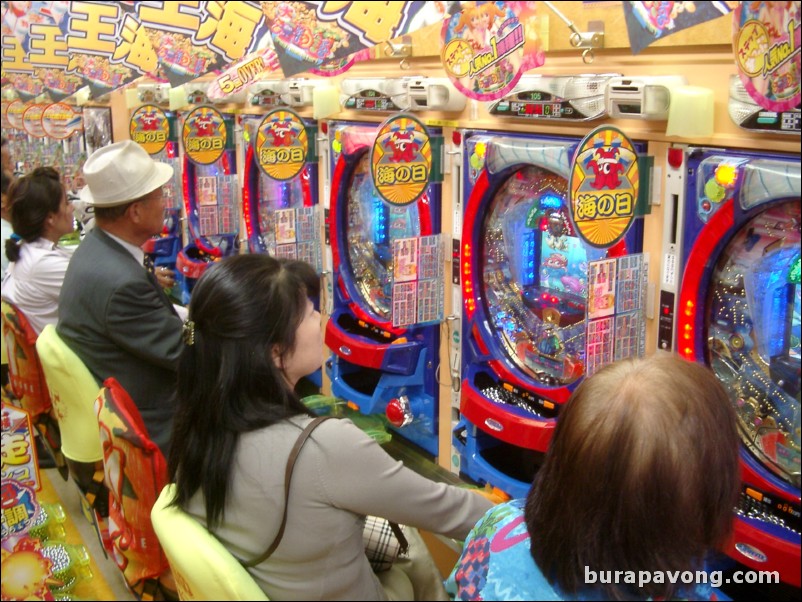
151,484,269,601
35,324,103,463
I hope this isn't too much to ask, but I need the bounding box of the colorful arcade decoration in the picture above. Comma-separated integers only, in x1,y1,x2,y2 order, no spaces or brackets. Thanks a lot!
1,404,41,492
732,2,801,112
130,105,171,155
176,110,238,303
243,110,321,268
60,2,151,99
1,479,40,543
370,114,431,207
622,1,736,55
41,104,82,141
181,107,227,165
585,254,648,377
671,147,800,587
569,126,639,249
22,104,46,139
308,49,370,77
0,403,90,601
454,130,645,498
6,100,26,131
325,121,444,457
441,2,544,102
130,1,265,89
131,105,183,281
255,109,308,180
1,471,93,600
260,1,431,79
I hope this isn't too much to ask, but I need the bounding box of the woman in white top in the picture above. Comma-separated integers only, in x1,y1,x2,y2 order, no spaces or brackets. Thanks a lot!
2,167,75,335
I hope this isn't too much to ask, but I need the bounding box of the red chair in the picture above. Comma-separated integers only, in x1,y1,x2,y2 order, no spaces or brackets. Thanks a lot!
95,377,173,601
1,300,67,479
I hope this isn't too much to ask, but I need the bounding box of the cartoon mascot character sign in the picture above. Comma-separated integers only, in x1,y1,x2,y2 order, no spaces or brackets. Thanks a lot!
255,108,309,181
370,114,432,207
569,126,640,248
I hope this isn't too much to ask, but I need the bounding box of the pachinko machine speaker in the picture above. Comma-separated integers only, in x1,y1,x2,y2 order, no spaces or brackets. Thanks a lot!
662,146,800,587
324,117,445,457
454,129,648,498
175,107,239,304
130,105,184,277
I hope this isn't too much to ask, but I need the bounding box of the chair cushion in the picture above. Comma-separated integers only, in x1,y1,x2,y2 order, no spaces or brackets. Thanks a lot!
95,378,169,588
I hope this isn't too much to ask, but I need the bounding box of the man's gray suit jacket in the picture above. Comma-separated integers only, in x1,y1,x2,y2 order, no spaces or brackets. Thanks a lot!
57,227,184,456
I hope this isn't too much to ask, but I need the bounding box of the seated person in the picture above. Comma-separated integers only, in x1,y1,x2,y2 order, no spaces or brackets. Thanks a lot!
2,169,12,278
447,354,740,601
58,141,184,457
1,136,12,177
2,167,75,334
278,257,322,399
169,254,493,601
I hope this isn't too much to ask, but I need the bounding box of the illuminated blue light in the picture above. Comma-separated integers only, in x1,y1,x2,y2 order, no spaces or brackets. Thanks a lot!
521,230,536,286
539,194,562,210
373,198,388,244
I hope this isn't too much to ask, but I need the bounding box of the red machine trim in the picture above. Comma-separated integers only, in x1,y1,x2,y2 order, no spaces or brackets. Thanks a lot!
461,380,556,452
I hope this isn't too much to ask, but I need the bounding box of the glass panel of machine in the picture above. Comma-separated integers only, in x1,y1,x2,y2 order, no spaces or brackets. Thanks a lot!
345,154,421,320
258,171,306,255
706,200,801,486
481,165,591,386
195,158,238,251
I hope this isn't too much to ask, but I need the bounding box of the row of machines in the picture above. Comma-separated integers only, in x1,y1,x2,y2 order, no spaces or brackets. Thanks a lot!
127,73,799,590
132,83,320,304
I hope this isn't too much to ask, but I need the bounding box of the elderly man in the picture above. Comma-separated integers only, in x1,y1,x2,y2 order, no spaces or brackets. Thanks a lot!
58,141,184,456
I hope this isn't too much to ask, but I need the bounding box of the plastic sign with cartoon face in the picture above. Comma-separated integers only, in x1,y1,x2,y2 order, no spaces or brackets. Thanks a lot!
255,108,308,180
569,126,639,249
370,114,431,207
181,106,227,165
130,105,170,155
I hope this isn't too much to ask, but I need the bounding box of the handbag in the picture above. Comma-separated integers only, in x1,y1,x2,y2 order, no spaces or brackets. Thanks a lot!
363,515,409,572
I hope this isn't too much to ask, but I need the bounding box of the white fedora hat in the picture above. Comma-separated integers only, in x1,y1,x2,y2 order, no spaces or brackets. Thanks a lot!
79,140,174,207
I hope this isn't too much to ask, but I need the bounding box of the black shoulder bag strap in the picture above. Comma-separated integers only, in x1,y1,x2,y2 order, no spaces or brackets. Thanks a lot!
240,416,333,568
389,521,409,556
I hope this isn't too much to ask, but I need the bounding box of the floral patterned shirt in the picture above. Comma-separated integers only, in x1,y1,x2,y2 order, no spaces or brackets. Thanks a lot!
445,499,728,601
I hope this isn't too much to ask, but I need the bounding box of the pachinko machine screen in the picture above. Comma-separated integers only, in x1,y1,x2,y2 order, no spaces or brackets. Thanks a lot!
243,112,320,269
455,131,646,499
482,165,595,386
345,154,420,320
674,149,801,587
155,143,183,223
706,201,800,488
259,174,303,246
252,169,321,269
193,158,238,247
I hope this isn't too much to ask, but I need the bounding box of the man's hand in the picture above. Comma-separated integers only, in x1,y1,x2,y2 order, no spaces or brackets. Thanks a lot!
155,266,176,290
